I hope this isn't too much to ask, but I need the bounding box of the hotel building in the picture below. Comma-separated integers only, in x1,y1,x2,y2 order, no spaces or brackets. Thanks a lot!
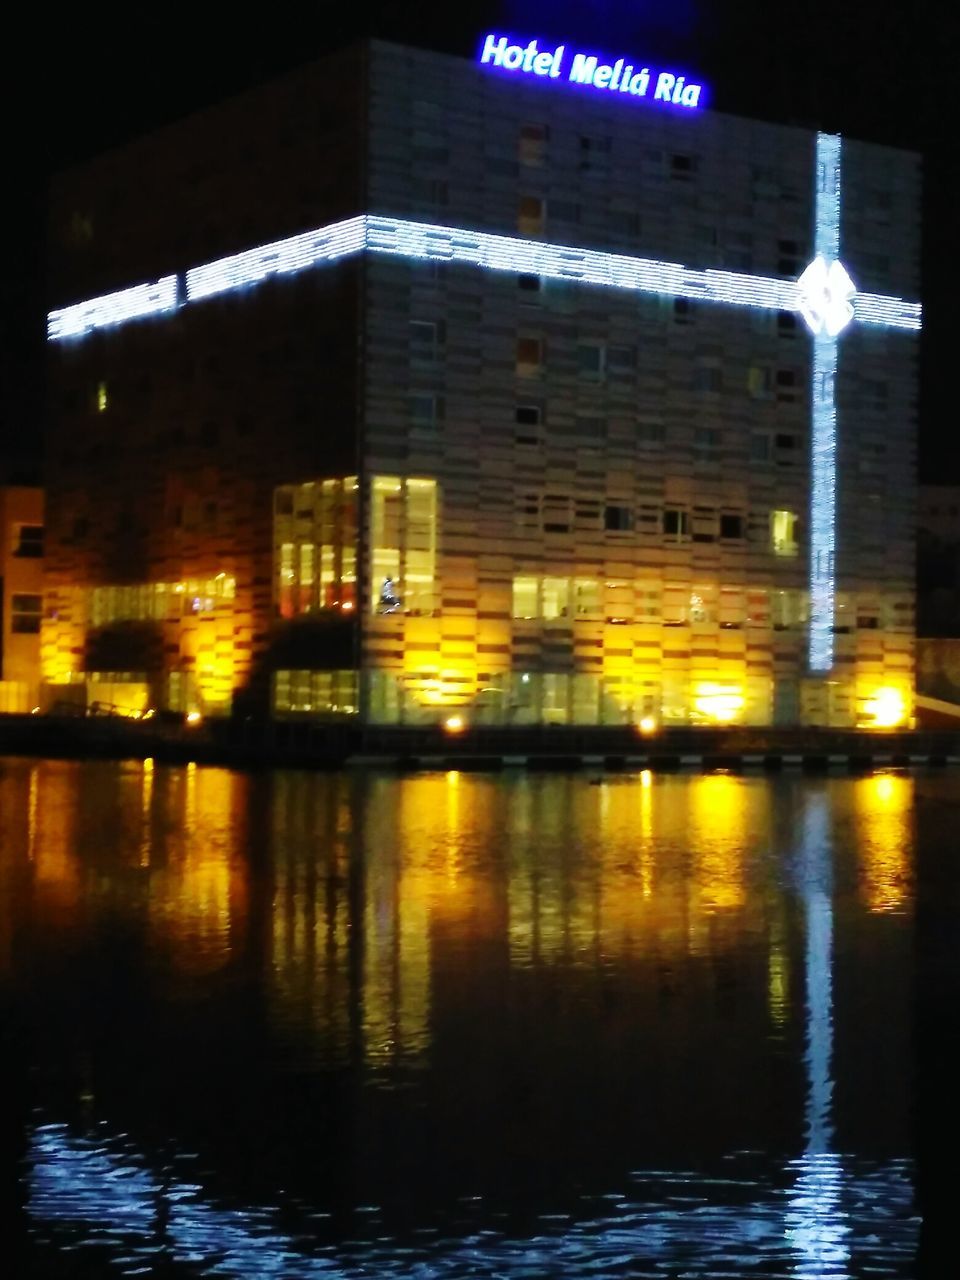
43,36,921,727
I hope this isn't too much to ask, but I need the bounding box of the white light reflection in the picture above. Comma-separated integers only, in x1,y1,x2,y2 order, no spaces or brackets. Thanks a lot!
785,789,849,1277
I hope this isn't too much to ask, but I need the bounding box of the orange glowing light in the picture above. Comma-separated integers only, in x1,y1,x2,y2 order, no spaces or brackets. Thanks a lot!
186,711,203,727
637,715,658,735
443,715,466,734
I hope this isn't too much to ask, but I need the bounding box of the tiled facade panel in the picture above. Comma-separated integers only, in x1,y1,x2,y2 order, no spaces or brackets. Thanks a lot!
359,41,919,725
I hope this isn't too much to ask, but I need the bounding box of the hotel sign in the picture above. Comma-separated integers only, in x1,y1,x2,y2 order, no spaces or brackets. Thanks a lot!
479,33,705,110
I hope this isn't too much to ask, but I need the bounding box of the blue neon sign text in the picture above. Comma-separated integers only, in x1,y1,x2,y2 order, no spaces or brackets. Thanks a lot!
479,33,704,110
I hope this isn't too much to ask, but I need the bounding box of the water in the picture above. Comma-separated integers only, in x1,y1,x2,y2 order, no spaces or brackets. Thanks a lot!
0,758,947,1277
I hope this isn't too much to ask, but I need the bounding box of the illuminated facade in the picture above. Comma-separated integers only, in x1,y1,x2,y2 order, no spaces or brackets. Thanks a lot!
45,39,920,726
0,485,44,712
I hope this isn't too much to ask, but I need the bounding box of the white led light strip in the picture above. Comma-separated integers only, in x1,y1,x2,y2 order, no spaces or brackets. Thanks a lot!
47,215,922,340
47,276,179,341
185,215,367,302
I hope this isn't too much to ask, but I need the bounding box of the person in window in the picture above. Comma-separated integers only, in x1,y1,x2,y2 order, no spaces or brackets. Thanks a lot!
379,577,401,614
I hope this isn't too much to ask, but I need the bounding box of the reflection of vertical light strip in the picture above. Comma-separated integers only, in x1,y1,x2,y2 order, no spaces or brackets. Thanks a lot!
140,758,154,868
785,789,849,1274
808,133,842,674
27,766,39,862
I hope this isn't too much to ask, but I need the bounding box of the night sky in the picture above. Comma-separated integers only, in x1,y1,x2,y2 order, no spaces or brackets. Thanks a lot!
2,0,955,482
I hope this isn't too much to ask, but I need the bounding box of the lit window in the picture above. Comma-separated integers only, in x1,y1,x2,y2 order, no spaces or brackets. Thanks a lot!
12,524,44,558
771,510,799,556
97,381,108,412
512,576,539,619
370,476,437,615
574,579,601,615
518,196,545,235
10,593,42,634
542,577,570,620
516,336,543,375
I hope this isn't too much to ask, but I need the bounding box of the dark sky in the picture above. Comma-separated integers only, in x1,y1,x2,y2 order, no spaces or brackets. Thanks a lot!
2,0,955,481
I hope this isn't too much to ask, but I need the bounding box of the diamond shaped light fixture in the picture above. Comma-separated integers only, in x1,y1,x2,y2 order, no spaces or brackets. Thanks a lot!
797,255,857,337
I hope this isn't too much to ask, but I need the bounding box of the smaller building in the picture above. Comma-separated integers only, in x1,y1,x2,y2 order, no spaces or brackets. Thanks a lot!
0,486,45,711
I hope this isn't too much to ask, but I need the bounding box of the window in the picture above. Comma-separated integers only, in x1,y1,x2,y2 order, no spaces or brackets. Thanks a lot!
750,433,771,461
670,152,696,178
673,298,693,324
516,336,544,375
695,427,721,450
512,576,539,619
777,311,798,335
12,524,44,558
578,342,606,378
410,393,442,427
771,509,799,557
573,578,601,615
96,381,108,412
515,403,543,444
11,594,42,634
519,123,548,166
720,513,744,540
410,320,441,360
518,273,541,295
748,366,772,398
542,577,570,620
776,368,799,401
518,196,545,235
605,504,633,531
370,476,437,615
663,508,689,539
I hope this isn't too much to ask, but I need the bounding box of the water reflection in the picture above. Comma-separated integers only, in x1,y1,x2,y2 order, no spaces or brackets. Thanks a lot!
0,761,925,1277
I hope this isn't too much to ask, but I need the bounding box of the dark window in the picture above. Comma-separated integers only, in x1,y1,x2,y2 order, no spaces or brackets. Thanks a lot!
776,432,799,449
720,514,744,539
518,274,541,293
777,311,798,334
13,525,43,558
776,369,797,387
275,491,294,516
663,508,689,537
11,593,42,633
515,404,542,426
673,298,693,323
670,153,696,177
605,505,634,531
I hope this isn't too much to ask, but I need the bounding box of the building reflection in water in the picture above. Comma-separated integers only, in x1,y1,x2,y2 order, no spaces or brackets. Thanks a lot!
5,762,921,1276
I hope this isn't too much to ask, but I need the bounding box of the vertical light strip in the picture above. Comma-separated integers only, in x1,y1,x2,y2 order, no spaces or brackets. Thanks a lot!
808,133,842,673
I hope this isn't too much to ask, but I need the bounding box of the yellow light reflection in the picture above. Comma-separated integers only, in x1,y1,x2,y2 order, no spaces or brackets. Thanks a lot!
148,766,245,976
855,773,912,913
689,775,748,912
